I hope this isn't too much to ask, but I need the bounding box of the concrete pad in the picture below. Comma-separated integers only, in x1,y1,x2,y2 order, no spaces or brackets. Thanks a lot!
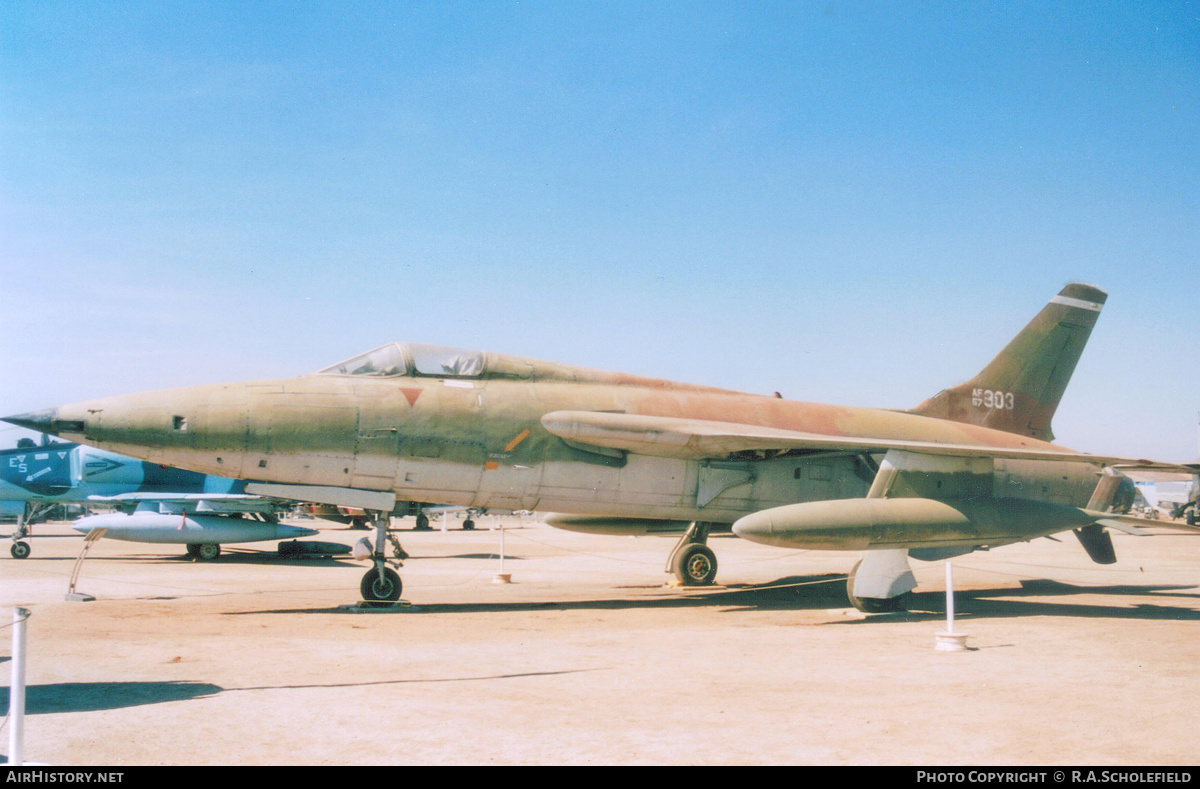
2,516,1198,765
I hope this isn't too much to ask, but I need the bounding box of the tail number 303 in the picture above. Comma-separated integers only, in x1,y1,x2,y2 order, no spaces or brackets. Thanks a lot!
972,389,1014,410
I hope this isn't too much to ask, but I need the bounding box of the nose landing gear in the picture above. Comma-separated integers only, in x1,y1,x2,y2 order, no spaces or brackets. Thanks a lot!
360,564,402,602
9,507,32,559
359,512,407,606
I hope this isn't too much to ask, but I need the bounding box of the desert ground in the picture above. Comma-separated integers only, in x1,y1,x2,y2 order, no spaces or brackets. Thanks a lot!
2,514,1198,765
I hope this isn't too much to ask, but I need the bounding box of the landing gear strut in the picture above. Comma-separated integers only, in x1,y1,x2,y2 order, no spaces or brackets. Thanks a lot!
360,512,405,604
10,508,31,559
666,522,719,586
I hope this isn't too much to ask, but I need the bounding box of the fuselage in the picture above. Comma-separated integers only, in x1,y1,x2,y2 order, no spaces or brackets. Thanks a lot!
21,343,1104,532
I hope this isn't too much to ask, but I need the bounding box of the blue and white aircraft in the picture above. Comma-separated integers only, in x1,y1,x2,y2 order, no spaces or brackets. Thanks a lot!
2,437,319,560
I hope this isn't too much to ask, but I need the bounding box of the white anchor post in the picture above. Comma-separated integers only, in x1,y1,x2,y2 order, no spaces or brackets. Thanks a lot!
935,562,969,651
946,561,955,630
9,607,30,765
493,519,511,584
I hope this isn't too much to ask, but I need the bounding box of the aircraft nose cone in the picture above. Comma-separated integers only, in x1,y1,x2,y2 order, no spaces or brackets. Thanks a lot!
2,408,58,434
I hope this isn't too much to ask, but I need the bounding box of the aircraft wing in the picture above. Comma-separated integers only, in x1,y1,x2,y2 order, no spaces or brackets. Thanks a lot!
540,410,1200,472
85,491,289,515
86,493,265,503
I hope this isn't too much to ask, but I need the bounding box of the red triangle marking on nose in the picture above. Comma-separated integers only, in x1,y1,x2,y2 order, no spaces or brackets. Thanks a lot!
400,388,422,407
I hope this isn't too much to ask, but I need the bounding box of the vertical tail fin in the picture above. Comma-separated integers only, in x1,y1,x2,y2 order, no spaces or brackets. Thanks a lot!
909,283,1106,442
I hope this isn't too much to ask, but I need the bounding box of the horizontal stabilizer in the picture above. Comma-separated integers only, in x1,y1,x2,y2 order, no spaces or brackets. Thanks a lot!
1086,511,1200,533
1094,519,1153,536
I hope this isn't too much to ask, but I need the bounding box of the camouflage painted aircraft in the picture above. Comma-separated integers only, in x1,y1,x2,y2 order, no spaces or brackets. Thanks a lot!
7,284,1197,609
0,438,316,560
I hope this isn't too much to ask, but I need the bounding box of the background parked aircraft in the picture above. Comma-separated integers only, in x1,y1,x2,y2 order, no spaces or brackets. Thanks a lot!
1,437,317,559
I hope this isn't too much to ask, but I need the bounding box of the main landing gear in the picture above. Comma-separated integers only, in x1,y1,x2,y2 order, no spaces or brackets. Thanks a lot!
845,550,916,614
186,543,222,561
359,512,407,605
666,522,719,586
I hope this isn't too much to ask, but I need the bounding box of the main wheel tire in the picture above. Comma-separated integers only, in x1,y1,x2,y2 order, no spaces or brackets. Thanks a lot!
186,543,202,558
462,519,475,531
672,544,718,586
846,559,909,613
415,514,430,530
10,541,31,560
848,593,908,613
196,543,221,561
360,566,402,602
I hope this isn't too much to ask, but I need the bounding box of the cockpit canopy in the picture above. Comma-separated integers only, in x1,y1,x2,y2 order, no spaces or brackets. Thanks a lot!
315,341,738,393
317,343,486,379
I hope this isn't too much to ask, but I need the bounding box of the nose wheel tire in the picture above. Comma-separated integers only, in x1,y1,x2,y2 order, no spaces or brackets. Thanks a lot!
10,541,31,560
414,514,431,530
361,566,402,602
462,519,475,531
672,544,718,586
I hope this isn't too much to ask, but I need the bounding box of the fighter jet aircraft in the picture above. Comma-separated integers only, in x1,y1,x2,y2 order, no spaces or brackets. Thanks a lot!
7,284,1197,609
1,438,317,559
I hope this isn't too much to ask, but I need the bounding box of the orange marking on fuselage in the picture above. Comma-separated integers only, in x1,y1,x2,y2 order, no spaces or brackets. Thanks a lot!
400,388,422,407
484,460,499,470
504,428,531,453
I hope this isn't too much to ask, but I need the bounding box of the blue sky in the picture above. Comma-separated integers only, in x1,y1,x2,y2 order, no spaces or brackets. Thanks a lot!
2,1,1197,460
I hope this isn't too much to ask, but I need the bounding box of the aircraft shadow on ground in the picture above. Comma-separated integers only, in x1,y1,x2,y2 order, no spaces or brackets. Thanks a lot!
0,681,221,714
6,552,358,567
180,552,358,568
231,573,853,616
68,552,361,568
0,671,602,723
829,579,1200,625
233,574,1200,623
422,553,527,561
